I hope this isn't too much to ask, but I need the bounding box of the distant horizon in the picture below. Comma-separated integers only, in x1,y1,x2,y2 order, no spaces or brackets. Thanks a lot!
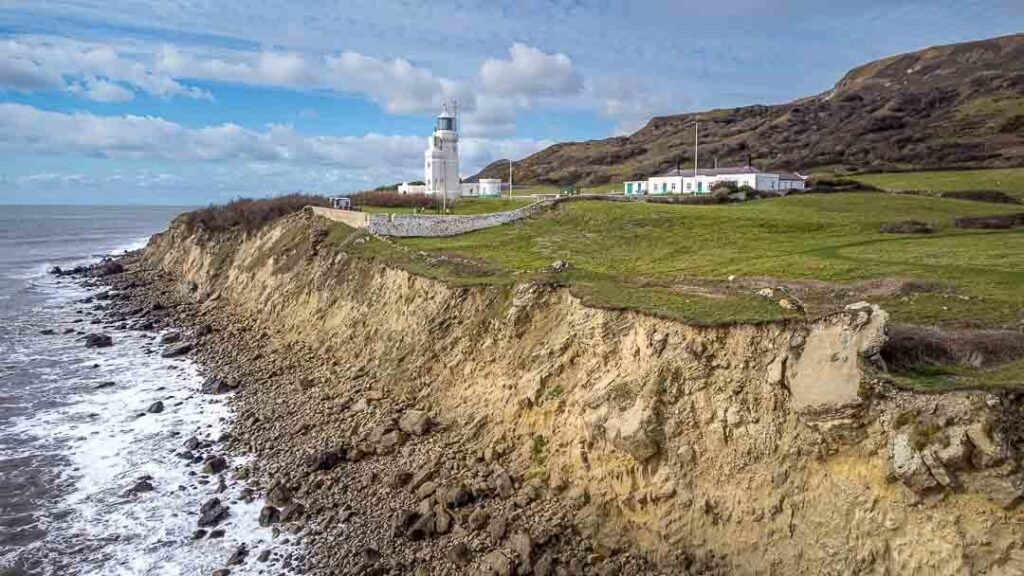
1,1,1022,204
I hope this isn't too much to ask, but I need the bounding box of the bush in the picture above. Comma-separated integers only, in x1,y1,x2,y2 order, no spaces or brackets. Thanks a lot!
940,190,1021,205
880,220,935,234
882,325,1024,371
181,194,329,233
806,177,878,191
953,213,1024,229
350,190,438,210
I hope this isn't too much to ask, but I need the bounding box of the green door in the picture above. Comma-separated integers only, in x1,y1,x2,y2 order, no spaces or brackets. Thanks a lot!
698,181,703,193
626,182,633,194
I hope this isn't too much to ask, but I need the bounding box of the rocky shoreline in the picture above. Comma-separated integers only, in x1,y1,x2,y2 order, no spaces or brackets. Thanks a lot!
78,252,697,575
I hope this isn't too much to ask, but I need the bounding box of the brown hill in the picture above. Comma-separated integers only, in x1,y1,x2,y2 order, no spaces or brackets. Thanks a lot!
473,34,1024,186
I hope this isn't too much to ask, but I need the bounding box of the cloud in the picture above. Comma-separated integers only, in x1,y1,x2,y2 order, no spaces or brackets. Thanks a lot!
0,103,548,188
0,36,212,100
68,77,136,102
480,43,582,99
591,76,682,135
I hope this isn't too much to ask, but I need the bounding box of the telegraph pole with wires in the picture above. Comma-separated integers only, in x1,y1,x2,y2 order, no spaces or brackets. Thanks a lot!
509,159,513,199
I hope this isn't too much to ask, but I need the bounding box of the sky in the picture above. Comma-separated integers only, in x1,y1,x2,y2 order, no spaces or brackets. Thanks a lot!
0,1,1021,205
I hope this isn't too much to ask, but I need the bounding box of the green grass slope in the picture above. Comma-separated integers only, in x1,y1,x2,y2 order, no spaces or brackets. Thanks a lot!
852,168,1024,198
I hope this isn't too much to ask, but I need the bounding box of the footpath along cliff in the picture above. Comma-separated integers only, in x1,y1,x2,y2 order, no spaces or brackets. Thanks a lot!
118,209,1024,574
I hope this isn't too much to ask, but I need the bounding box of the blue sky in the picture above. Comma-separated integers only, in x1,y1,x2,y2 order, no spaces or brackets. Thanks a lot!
0,1,1021,205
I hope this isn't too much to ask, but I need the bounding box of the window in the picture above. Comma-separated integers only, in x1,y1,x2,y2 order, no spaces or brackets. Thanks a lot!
671,183,677,191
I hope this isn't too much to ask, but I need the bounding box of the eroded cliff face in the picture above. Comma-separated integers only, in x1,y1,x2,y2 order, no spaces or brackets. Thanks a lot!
146,212,1024,574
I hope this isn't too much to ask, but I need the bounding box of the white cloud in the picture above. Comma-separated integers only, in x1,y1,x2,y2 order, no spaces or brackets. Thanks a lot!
591,76,681,135
480,43,582,98
68,77,136,102
0,103,547,189
0,36,211,100
325,51,451,114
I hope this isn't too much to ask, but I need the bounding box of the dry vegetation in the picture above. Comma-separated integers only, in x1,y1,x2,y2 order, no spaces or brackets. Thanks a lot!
180,194,329,233
350,190,438,210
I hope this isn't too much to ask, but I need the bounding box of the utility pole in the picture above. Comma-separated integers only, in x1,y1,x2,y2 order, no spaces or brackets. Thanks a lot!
509,159,513,199
693,122,699,177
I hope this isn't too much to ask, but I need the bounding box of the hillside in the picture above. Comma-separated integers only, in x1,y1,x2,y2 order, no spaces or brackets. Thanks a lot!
473,34,1024,186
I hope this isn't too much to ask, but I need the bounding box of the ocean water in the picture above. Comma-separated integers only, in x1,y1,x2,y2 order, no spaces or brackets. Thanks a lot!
0,206,280,575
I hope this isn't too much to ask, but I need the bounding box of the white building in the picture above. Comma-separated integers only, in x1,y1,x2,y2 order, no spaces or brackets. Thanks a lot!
626,166,806,196
398,182,427,195
458,178,501,197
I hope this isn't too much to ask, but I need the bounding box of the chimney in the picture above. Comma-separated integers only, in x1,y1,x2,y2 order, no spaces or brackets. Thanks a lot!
746,154,752,167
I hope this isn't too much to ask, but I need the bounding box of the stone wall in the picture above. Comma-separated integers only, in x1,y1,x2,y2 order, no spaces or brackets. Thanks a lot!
312,196,625,238
366,200,552,237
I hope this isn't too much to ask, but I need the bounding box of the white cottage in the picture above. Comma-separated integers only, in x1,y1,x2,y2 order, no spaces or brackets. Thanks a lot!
626,166,806,196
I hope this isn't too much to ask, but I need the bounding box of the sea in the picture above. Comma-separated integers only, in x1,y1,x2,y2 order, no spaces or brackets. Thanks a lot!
0,206,278,575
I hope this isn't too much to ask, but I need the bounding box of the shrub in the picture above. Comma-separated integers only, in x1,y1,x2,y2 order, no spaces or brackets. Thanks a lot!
181,194,329,233
882,325,1024,371
940,190,1021,205
953,213,1024,229
880,220,935,234
350,190,438,210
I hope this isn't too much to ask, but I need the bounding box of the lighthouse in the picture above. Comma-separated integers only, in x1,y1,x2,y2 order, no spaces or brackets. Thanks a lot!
424,102,460,198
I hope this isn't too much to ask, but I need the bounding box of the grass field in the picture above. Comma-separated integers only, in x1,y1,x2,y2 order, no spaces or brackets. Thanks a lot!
852,168,1024,198
331,189,1024,389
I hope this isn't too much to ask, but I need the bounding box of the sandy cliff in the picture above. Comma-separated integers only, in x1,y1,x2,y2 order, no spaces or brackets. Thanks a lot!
141,211,1024,574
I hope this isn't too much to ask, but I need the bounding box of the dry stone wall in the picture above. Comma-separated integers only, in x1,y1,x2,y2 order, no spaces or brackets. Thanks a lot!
366,200,552,237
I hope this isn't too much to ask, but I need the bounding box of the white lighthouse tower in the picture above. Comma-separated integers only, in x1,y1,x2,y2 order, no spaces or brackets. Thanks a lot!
424,102,460,198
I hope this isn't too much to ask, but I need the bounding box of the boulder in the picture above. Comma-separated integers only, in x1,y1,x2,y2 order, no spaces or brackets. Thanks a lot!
378,430,405,452
201,378,233,394
967,422,1006,468
94,260,124,277
227,544,248,565
492,470,514,498
160,331,181,345
259,506,280,527
446,542,474,567
124,477,155,496
398,410,432,436
84,333,113,348
481,550,514,576
161,341,193,358
183,436,200,451
487,514,508,540
891,433,938,493
280,502,305,523
198,498,229,527
468,507,490,531
306,448,343,473
510,532,533,568
922,450,960,490
266,482,293,508
392,509,418,538
936,427,974,470
203,455,228,474
146,401,164,414
438,483,474,509
603,399,661,462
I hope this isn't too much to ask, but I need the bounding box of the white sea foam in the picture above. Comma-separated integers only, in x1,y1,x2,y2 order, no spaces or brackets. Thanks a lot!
3,272,294,575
